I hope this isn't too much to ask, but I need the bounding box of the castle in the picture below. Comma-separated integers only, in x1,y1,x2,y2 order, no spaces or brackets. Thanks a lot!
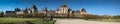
5,3,87,17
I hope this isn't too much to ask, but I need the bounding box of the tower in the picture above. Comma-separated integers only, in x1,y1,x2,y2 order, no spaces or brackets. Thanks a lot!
24,8,28,14
58,3,68,14
41,7,48,14
80,8,87,15
68,8,72,17
31,5,38,14
15,7,21,12
68,8,71,12
42,7,47,12
27,8,32,14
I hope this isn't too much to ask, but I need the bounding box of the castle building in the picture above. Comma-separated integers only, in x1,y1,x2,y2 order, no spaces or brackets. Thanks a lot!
39,7,48,14
27,8,32,14
16,11,24,14
68,8,72,14
72,10,80,17
5,11,16,17
5,3,87,17
15,7,21,12
80,8,87,15
15,7,22,14
31,5,38,14
56,3,68,14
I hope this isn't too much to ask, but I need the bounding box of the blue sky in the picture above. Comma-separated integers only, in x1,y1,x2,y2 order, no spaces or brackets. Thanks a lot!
0,0,120,16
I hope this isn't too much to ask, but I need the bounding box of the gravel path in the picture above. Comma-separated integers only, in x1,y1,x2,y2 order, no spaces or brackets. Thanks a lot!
54,18,120,24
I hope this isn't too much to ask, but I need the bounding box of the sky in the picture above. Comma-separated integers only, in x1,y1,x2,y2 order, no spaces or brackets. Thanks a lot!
0,0,120,16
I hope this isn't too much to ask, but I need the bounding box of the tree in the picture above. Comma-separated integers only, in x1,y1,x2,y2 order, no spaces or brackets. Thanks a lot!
49,10,54,20
0,11,4,17
112,15,120,19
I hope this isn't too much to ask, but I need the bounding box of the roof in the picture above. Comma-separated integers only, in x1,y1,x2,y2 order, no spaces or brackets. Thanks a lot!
6,11,15,13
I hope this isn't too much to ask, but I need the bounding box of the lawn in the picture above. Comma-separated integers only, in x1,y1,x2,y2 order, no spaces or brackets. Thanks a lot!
0,17,55,24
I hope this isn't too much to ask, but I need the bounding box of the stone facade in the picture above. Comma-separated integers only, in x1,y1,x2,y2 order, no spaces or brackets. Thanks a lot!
80,8,87,15
5,3,87,17
31,5,38,14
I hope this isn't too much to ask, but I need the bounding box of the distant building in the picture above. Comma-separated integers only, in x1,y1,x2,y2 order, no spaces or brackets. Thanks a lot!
27,8,32,14
80,8,87,15
5,11,16,17
16,11,24,14
39,7,48,14
72,10,81,17
68,8,72,14
15,7,21,12
4,3,88,17
31,5,38,14
14,7,23,14
56,3,68,14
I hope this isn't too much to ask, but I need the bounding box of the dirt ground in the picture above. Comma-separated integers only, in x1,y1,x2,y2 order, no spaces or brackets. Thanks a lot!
54,18,120,24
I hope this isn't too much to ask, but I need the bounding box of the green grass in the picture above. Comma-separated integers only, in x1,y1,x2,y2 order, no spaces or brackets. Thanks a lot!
0,17,55,24
0,18,40,23
31,20,56,24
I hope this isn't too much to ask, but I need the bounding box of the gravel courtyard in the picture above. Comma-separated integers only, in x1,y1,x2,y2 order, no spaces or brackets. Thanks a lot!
54,18,120,24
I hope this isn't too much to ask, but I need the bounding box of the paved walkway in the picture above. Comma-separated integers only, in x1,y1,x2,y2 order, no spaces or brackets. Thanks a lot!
54,18,120,24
